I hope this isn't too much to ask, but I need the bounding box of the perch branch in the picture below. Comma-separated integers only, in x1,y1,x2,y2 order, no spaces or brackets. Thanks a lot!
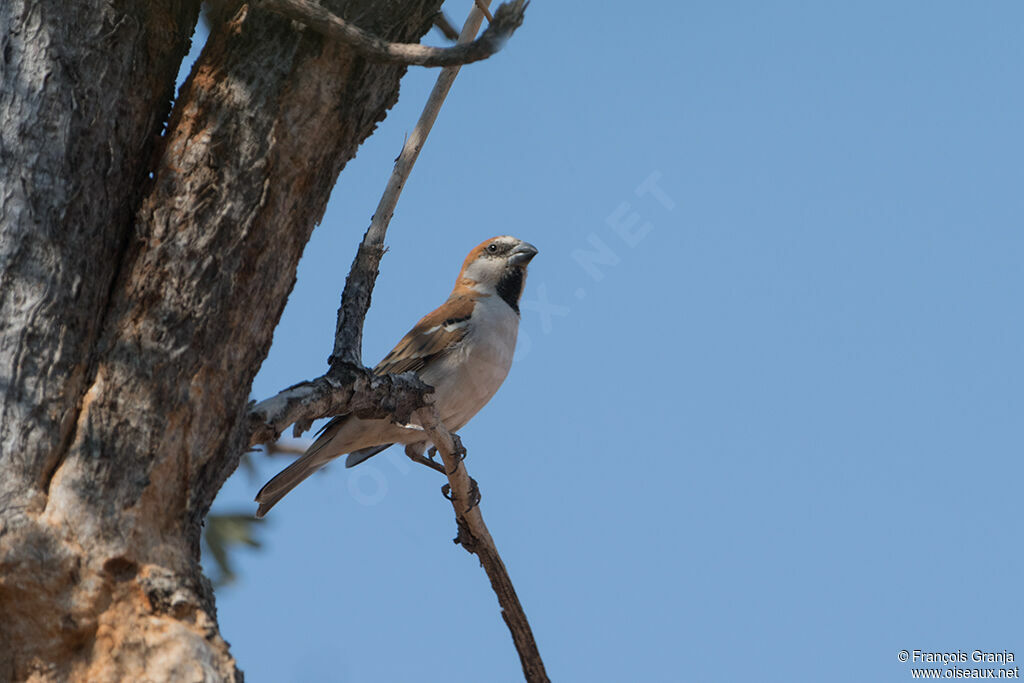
247,365,431,445
414,407,550,683
259,0,526,67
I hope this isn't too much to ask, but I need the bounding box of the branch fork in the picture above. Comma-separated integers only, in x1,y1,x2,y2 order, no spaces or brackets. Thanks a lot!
259,0,527,68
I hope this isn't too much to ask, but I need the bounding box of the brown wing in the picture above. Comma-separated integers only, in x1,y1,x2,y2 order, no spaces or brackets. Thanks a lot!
373,295,475,376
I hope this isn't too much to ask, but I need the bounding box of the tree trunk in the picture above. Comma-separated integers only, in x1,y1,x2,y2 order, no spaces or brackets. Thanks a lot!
0,1,440,679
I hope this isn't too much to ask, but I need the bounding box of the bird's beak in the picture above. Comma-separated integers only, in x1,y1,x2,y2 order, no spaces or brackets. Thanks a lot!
508,241,538,266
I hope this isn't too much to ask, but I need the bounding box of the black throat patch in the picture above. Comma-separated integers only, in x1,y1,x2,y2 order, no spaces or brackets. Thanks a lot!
496,267,525,314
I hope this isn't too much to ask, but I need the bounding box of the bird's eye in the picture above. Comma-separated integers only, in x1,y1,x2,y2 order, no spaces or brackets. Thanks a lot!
487,243,498,253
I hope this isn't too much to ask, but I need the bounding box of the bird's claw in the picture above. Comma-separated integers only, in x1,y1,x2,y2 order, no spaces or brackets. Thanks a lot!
466,476,481,511
440,478,481,511
444,435,468,475
452,434,467,462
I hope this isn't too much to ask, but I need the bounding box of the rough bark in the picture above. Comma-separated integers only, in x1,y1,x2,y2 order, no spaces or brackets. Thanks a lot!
0,1,441,680
248,364,432,446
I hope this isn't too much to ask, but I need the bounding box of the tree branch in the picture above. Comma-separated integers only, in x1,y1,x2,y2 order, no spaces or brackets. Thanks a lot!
433,12,460,41
259,0,526,67
474,0,496,23
261,440,311,457
247,365,431,446
413,408,550,683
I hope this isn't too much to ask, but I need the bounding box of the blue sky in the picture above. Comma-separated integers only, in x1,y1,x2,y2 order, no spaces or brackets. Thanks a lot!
190,2,1024,681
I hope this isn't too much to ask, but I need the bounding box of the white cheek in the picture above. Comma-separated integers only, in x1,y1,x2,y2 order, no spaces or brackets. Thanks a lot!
464,259,502,285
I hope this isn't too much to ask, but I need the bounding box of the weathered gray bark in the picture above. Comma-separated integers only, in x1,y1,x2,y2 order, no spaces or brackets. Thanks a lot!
0,1,440,679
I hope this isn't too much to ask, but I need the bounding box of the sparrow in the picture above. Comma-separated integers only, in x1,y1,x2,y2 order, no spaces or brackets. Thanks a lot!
255,236,538,517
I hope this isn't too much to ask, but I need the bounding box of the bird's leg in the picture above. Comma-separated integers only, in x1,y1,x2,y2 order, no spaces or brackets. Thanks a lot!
435,433,475,507
405,443,445,474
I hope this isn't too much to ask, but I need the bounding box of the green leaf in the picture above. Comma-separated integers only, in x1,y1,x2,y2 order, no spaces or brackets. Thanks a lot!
203,512,264,587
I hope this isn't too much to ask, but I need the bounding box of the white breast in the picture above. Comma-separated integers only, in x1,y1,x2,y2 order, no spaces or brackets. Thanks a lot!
420,295,520,431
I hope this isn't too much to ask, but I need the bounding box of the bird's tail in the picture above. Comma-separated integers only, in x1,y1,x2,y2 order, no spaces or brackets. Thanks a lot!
345,443,393,468
255,443,394,516
254,415,397,517
254,444,335,518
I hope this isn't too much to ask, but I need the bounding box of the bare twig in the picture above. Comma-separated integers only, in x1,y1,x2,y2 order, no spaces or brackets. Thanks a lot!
262,441,309,457
414,407,550,683
434,12,459,42
259,0,526,67
474,0,495,23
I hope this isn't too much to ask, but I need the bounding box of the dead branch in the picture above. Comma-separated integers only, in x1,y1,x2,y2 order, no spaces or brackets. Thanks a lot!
262,441,308,457
259,0,526,67
413,407,550,683
474,0,495,23
247,365,431,445
433,12,460,41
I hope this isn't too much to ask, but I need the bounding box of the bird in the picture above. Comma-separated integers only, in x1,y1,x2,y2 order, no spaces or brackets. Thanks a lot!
255,236,538,518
